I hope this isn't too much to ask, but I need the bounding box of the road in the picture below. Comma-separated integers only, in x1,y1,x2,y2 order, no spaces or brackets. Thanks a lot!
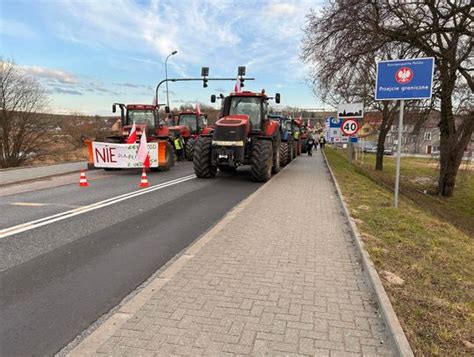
0,162,262,356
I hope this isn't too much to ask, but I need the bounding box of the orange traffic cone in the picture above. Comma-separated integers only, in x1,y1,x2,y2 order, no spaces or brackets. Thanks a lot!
79,170,89,187
139,168,149,188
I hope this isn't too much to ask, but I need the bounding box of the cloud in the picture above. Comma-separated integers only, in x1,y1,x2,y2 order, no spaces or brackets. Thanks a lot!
114,82,145,88
45,0,321,83
51,87,83,95
265,2,298,17
0,19,37,39
20,65,78,84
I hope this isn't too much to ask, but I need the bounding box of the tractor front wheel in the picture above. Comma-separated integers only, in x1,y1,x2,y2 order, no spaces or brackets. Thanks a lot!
288,139,294,162
280,141,289,167
185,138,195,161
272,134,281,174
250,139,273,182
193,137,217,178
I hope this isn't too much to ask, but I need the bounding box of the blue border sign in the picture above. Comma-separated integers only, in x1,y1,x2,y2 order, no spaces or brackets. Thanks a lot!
375,58,434,100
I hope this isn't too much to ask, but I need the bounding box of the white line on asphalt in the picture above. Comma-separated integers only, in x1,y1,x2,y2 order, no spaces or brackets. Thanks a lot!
0,174,196,239
10,202,50,207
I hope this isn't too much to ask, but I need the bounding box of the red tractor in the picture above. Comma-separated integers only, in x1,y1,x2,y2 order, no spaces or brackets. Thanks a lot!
167,111,213,161
193,90,281,182
99,103,174,170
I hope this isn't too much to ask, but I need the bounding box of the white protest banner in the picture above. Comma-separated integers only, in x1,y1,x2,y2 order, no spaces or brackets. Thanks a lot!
92,142,159,168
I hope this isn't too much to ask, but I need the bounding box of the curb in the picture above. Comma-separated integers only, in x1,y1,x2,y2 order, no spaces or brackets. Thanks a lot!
322,149,414,357
67,162,292,356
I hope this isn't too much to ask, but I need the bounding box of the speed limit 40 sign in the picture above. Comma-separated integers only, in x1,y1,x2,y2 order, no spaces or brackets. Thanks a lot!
341,119,360,136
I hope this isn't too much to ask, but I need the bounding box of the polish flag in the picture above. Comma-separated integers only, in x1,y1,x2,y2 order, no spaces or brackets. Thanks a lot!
127,122,137,144
137,129,150,168
195,102,201,117
234,77,241,93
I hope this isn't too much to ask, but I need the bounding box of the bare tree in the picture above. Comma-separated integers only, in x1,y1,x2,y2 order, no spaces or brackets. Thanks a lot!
302,9,412,170
59,114,107,149
0,59,51,167
302,0,473,196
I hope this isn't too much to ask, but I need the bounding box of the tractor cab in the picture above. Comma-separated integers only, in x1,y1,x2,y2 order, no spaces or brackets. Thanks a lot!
268,114,293,139
167,111,212,161
168,111,208,138
112,103,169,141
214,91,280,134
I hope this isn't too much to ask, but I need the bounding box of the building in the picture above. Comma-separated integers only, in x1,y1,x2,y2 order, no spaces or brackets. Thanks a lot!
364,110,473,158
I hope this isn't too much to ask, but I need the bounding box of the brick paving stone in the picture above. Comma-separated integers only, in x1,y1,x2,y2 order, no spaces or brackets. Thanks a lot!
81,154,396,356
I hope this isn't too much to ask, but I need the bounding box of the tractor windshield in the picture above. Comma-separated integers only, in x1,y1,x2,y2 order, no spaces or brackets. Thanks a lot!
128,110,155,127
281,120,290,132
179,114,197,131
228,97,261,129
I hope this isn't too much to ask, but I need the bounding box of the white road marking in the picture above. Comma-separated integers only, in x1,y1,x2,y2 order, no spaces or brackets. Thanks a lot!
10,202,50,207
0,174,196,239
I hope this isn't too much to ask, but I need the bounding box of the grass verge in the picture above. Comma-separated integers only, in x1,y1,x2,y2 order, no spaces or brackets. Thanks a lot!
325,147,473,356
348,151,474,236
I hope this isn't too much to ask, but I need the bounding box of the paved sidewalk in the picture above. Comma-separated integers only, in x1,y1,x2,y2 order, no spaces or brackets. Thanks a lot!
0,161,87,185
75,153,395,356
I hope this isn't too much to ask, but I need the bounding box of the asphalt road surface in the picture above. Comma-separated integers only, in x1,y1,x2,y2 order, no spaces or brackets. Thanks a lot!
0,162,262,356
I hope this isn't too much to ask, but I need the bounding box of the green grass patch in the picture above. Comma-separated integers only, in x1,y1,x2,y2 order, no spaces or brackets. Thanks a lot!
325,147,474,356
346,150,474,235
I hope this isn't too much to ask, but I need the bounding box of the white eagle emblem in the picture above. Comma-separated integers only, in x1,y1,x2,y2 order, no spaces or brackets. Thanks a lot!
395,67,413,84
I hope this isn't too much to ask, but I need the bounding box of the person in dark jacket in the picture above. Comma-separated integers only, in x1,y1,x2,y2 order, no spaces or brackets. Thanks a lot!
307,136,315,156
319,136,326,149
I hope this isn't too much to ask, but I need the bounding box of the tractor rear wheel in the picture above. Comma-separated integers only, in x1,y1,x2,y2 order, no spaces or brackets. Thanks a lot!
288,139,294,162
301,139,307,153
250,139,273,182
280,141,289,167
272,134,281,174
193,137,217,178
185,138,195,161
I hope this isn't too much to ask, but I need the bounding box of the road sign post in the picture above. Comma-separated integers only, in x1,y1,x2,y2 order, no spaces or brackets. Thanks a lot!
340,118,361,168
394,100,404,208
375,57,434,208
337,103,364,168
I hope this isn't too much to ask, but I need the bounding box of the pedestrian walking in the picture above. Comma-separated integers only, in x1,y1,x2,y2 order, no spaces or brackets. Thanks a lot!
319,136,326,149
174,133,185,161
307,136,315,156
314,136,319,151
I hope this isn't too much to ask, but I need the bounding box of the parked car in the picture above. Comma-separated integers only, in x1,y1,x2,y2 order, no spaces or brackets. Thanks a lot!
362,142,377,153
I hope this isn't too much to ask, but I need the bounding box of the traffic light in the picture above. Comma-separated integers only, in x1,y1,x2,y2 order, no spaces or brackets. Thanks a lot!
240,78,245,88
201,67,209,88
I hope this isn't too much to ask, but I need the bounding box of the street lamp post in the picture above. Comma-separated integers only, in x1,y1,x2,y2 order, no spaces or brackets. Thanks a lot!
164,50,178,110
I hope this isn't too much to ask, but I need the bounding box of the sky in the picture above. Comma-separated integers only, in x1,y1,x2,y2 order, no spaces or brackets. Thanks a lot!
0,0,328,115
